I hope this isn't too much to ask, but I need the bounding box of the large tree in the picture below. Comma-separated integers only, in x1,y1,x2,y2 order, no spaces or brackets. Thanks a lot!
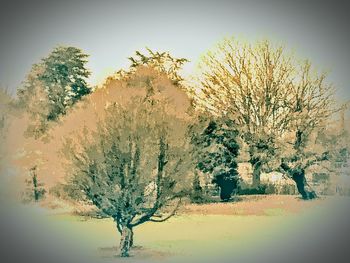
191,38,294,188
279,62,338,199
16,46,91,137
191,37,337,199
61,68,194,257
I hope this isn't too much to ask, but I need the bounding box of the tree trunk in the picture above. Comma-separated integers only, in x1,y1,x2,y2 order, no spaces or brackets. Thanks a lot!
291,169,317,200
251,162,261,188
118,226,133,257
130,229,134,248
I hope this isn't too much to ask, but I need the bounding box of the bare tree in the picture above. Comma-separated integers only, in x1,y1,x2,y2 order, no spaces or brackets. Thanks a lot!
191,38,294,188
190,37,337,199
61,68,194,257
279,62,337,199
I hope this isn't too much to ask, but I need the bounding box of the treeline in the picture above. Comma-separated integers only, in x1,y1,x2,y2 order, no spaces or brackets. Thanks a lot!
2,38,349,257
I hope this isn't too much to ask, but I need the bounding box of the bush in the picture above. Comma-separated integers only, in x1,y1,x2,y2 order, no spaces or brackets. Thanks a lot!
238,185,267,195
238,183,297,195
265,183,277,194
190,174,205,203
279,184,297,195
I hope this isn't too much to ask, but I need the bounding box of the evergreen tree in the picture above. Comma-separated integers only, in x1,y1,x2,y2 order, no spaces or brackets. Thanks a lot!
17,46,91,137
193,116,240,201
105,47,188,86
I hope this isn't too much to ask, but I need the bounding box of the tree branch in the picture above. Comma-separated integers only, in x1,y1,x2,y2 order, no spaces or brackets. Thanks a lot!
149,198,181,223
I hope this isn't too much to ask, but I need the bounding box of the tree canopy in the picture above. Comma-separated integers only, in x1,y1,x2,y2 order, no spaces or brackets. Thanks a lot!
61,67,195,257
16,46,91,137
190,37,337,199
104,48,188,87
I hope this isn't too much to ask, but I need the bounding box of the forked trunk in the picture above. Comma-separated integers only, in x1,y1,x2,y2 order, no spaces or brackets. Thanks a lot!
291,169,317,200
119,226,133,257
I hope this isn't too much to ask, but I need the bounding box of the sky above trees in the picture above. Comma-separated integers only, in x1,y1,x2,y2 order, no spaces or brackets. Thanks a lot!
0,0,349,103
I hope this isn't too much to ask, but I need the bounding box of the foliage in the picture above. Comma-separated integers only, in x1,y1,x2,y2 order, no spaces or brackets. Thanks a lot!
238,183,296,195
190,38,297,187
0,88,12,140
315,122,350,171
105,48,188,86
0,88,13,171
191,37,337,199
60,68,194,257
306,116,350,195
190,172,205,203
238,185,267,195
16,46,91,137
193,115,240,201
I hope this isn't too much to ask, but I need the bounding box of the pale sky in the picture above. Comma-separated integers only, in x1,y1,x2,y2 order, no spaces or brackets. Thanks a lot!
0,0,349,102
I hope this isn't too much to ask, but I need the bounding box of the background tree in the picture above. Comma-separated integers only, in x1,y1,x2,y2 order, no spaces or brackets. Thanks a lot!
22,166,46,203
0,88,11,140
278,61,336,199
105,47,188,86
60,68,194,257
21,79,52,139
191,37,337,199
16,46,91,137
309,115,350,195
192,115,240,201
190,172,205,203
0,88,12,179
191,38,294,188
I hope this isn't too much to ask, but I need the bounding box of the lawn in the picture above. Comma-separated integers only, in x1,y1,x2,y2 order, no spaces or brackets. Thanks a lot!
33,195,343,262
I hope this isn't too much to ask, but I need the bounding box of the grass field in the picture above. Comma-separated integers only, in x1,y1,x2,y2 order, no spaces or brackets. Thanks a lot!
31,195,343,263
